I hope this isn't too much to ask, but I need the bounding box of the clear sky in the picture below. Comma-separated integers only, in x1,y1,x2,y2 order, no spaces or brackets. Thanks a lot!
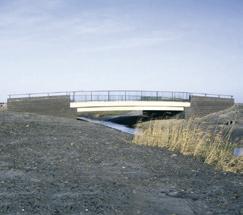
0,0,242,102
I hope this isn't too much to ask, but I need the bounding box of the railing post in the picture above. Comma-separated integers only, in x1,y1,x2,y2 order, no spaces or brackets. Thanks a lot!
108,91,110,101
141,91,143,101
125,91,127,101
72,91,75,101
156,91,158,101
90,91,93,101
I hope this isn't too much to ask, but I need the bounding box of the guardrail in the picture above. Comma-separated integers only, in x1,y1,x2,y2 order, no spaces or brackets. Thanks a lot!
8,90,234,102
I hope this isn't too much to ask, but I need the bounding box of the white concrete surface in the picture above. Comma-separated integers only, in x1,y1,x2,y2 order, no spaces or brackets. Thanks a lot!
70,101,190,112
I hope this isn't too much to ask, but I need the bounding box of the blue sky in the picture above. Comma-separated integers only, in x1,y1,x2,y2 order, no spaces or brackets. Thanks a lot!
0,0,243,101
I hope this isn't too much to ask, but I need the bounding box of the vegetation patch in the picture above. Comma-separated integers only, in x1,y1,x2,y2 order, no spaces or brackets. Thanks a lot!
133,108,243,174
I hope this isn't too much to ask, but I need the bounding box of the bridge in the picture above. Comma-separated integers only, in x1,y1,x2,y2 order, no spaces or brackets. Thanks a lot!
69,91,191,113
7,90,234,118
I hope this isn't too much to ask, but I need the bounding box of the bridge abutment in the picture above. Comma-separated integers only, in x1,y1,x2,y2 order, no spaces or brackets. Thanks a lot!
7,96,76,117
185,96,234,118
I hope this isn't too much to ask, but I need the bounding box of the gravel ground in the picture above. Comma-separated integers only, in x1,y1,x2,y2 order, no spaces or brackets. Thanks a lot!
0,112,242,215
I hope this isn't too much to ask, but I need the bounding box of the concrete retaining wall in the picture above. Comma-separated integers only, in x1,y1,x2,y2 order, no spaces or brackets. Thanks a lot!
7,96,76,117
185,96,234,118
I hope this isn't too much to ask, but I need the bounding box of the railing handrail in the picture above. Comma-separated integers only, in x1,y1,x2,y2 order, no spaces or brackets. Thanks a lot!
189,92,233,99
8,90,234,101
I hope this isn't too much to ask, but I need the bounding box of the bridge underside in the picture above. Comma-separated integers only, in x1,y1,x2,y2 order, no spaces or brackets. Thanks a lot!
143,110,184,118
70,101,191,113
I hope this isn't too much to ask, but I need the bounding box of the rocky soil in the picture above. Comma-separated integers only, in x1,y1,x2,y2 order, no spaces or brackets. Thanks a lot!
0,112,242,215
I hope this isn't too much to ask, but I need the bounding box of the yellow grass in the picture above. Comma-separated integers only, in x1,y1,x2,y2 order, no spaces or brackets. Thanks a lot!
133,118,243,173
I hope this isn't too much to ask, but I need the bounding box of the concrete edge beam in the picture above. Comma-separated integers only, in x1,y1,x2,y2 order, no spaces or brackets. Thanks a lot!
71,101,191,108
76,106,185,112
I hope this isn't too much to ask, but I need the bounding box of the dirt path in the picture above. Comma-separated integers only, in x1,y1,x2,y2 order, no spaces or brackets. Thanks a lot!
0,112,242,215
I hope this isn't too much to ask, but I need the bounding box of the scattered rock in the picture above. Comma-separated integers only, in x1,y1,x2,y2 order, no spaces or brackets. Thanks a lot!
167,191,179,197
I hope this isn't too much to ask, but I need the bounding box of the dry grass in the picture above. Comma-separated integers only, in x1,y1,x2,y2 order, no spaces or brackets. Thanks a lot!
133,117,243,173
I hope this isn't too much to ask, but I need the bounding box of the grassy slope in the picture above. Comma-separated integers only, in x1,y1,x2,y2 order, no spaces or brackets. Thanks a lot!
133,105,243,173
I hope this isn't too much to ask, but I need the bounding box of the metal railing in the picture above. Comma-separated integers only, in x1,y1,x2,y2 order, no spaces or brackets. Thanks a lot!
8,90,234,102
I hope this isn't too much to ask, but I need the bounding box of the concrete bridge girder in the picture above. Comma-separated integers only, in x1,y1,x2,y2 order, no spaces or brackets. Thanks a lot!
70,101,191,113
